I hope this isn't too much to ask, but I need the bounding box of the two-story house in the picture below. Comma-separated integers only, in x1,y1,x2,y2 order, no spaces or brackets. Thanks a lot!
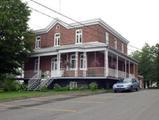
24,18,138,89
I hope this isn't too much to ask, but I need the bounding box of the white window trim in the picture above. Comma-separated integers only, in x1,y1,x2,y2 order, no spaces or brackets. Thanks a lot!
105,32,109,45
80,54,86,70
34,59,38,72
114,38,117,49
54,33,60,47
75,29,82,44
70,54,76,70
51,57,58,71
121,43,124,53
35,36,41,49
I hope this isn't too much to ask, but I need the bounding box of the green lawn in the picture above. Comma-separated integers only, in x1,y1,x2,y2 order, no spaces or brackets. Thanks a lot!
0,89,111,102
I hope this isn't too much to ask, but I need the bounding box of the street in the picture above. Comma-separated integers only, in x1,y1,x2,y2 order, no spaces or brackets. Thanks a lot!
0,90,159,120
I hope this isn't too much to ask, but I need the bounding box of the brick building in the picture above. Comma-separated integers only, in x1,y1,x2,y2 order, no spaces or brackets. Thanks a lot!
24,18,138,89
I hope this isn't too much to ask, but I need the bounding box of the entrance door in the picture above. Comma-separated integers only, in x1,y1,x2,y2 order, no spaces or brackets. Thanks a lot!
51,57,58,77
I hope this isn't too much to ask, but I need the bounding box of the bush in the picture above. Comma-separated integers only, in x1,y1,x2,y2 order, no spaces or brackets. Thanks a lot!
39,85,48,92
89,82,98,91
78,84,88,90
2,79,18,91
54,84,69,91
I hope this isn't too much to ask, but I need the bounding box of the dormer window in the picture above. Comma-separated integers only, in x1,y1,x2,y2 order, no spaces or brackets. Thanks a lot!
35,36,41,49
75,29,82,44
105,32,109,45
54,33,60,46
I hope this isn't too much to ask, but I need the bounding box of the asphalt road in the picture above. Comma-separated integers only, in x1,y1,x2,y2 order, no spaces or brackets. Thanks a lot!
0,89,159,120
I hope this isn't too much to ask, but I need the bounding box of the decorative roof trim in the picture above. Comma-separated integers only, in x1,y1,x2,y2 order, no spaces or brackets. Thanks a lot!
34,18,129,44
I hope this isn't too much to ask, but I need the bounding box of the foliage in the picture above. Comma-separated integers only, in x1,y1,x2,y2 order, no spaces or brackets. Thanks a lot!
39,86,48,92
0,0,34,76
89,82,98,91
130,43,159,87
78,84,88,90
54,84,69,91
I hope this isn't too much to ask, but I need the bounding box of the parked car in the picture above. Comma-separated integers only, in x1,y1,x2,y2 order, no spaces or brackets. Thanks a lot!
113,78,140,92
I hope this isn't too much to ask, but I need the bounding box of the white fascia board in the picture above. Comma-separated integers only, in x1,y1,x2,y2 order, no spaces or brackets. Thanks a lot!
33,18,129,44
34,18,69,35
70,18,129,44
31,51,58,57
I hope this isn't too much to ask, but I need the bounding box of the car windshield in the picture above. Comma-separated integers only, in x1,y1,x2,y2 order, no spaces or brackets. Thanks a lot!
118,78,132,83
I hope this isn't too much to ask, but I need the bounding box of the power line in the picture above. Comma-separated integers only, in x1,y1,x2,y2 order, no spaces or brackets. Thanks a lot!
29,0,142,51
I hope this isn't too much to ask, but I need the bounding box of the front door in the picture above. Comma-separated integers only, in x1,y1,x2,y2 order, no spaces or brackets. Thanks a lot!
51,57,58,77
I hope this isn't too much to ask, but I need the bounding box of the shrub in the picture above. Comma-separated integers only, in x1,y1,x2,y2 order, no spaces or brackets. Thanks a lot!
89,82,98,91
54,84,69,91
78,84,88,90
2,79,17,91
39,85,48,92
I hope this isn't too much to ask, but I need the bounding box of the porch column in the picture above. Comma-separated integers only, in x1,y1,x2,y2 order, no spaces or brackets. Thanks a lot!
37,56,40,78
133,64,136,77
116,55,118,78
66,53,69,70
104,49,109,77
57,53,61,71
125,59,127,78
128,61,130,77
83,52,87,77
75,52,78,77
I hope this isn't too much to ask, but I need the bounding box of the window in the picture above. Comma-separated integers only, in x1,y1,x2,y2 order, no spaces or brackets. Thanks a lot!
80,54,85,70
35,36,41,49
114,38,117,49
34,59,38,72
70,54,76,70
51,57,57,71
54,33,60,46
75,29,82,44
105,32,109,45
121,43,124,53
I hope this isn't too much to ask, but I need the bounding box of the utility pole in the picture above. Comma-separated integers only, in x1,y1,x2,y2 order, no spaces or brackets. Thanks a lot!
59,0,61,12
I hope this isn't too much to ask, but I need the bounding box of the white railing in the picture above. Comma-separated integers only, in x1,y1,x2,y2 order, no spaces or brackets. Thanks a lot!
108,68,116,77
118,70,125,78
129,74,135,78
27,71,41,90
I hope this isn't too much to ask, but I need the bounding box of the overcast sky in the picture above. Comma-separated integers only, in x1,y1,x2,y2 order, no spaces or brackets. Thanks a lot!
23,0,159,53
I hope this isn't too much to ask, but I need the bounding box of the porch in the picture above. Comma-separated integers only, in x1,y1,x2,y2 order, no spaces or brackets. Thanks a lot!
24,49,137,80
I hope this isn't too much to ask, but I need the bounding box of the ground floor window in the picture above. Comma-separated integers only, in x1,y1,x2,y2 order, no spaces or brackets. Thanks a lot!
70,54,76,70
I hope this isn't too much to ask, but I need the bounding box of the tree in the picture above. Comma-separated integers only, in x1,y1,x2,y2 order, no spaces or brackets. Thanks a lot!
130,43,156,87
0,0,34,77
154,44,159,86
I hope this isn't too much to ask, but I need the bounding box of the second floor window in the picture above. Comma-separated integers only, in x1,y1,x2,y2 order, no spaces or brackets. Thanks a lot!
121,43,124,53
105,32,109,45
35,36,41,49
75,29,82,44
114,38,117,49
54,33,60,46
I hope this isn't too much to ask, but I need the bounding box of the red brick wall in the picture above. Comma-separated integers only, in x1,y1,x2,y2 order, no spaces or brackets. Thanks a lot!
36,23,128,55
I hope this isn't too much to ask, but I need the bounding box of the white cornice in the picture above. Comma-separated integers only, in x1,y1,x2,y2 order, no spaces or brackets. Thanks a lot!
34,18,129,44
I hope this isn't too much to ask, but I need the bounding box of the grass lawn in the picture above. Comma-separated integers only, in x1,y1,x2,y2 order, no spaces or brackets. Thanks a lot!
0,89,112,102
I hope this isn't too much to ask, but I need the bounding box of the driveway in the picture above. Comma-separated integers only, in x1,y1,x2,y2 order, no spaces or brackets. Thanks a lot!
0,90,159,120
